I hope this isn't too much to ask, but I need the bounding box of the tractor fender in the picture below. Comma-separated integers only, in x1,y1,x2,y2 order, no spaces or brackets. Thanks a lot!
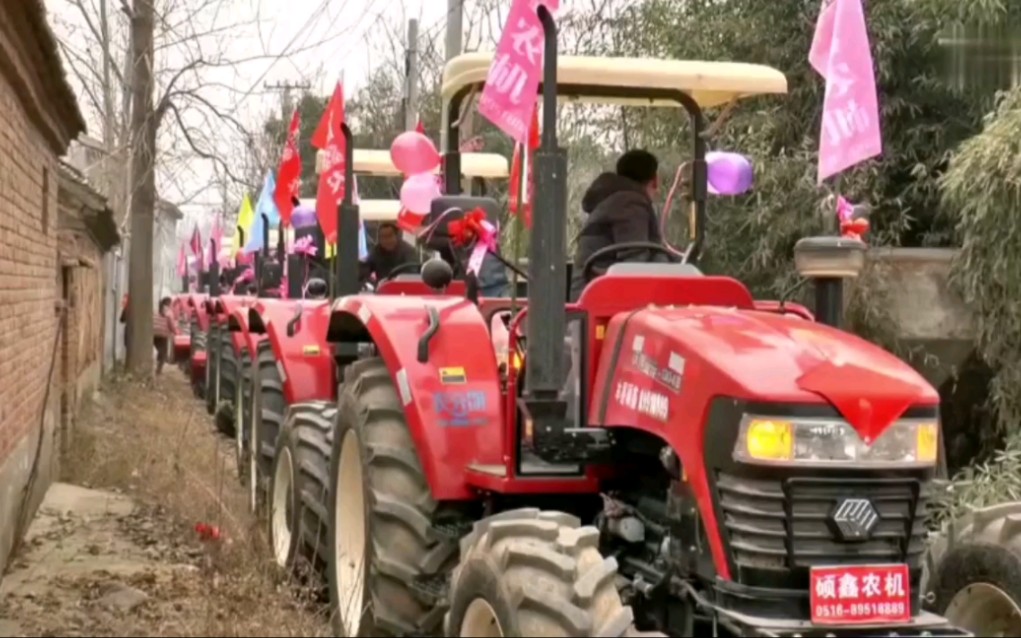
251,299,335,404
327,294,505,501
188,294,210,330
227,307,251,355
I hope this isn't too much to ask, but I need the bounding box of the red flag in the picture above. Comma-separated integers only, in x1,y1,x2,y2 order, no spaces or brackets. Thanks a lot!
415,119,425,134
509,105,540,229
189,226,204,271
315,82,347,244
274,109,302,226
312,82,344,150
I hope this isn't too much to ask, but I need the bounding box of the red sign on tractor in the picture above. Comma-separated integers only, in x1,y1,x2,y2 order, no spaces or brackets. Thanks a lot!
809,564,911,625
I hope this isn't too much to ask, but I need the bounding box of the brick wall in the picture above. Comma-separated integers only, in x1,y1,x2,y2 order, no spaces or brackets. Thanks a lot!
0,46,63,577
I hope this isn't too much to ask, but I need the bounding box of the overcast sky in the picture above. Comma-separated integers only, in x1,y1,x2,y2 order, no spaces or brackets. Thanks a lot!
51,0,470,227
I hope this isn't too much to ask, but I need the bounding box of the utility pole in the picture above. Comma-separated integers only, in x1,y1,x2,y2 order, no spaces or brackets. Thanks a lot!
265,80,311,119
401,19,420,131
125,0,157,375
441,0,463,151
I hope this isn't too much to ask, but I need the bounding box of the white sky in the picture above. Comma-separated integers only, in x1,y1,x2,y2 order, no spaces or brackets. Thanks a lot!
51,0,468,227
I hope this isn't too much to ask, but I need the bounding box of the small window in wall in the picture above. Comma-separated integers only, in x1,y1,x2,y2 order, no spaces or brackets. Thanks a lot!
41,166,50,233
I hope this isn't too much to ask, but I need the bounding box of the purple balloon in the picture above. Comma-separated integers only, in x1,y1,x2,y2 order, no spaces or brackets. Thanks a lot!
706,151,754,196
292,205,317,229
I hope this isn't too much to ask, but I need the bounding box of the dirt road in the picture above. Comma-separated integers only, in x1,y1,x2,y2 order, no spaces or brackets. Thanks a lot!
0,370,328,637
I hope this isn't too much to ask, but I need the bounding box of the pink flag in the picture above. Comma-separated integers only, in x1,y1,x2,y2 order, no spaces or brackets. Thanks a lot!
189,226,205,271
809,0,882,183
478,0,559,145
176,245,187,277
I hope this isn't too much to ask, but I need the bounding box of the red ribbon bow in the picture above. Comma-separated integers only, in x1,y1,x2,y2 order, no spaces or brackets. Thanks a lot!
840,217,870,241
447,208,488,247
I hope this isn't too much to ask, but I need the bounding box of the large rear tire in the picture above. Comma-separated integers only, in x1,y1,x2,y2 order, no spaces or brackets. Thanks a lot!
268,400,334,583
215,339,238,437
205,324,220,415
325,357,468,637
252,340,286,513
445,508,641,637
927,503,1021,636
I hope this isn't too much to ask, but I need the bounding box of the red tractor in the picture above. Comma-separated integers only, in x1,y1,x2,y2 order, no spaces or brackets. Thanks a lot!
256,149,509,569
169,294,192,366
198,228,257,432
267,11,966,637
183,291,210,397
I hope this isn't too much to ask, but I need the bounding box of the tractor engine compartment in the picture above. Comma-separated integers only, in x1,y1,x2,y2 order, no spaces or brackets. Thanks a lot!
591,421,959,637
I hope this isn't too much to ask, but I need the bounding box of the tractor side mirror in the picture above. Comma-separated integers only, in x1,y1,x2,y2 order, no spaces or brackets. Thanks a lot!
305,278,328,299
421,258,453,291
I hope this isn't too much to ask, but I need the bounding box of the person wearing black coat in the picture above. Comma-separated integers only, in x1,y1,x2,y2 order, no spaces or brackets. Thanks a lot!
569,149,668,301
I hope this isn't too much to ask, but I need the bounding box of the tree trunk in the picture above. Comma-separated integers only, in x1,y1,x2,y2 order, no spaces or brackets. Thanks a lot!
125,0,156,375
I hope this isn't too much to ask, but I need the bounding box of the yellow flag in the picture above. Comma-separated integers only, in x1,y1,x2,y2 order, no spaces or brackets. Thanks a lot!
326,242,336,259
233,194,254,254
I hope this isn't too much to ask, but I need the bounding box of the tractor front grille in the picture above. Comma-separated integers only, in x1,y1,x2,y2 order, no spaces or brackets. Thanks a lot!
715,472,930,589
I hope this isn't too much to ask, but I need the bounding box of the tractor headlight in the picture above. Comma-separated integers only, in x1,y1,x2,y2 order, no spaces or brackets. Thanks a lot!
733,415,939,467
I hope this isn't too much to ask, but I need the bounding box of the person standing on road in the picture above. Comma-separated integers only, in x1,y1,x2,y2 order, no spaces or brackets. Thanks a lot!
153,296,174,375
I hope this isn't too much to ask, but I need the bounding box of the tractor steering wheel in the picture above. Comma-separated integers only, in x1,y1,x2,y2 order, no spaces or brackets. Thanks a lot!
581,241,682,283
378,262,423,285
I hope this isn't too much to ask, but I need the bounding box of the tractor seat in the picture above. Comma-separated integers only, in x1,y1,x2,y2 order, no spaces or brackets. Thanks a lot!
605,262,704,277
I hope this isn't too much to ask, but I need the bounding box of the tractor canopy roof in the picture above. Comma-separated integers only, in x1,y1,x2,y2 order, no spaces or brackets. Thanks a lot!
298,197,402,222
314,148,510,178
441,53,787,109
354,149,509,178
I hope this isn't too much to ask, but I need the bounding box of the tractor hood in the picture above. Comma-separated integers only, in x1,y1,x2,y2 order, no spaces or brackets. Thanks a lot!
628,306,939,442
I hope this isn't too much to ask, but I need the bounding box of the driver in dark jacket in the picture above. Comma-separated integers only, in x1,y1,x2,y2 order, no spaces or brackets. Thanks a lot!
361,222,418,282
569,149,667,300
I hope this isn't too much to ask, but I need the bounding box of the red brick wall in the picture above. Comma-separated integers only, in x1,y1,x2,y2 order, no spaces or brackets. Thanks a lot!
0,58,60,478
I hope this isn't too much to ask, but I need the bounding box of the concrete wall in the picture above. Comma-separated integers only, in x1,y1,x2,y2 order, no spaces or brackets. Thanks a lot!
863,247,976,387
0,50,64,576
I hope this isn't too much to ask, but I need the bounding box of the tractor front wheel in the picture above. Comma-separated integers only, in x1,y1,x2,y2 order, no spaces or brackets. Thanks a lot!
927,503,1021,636
326,357,467,637
252,341,286,513
190,321,207,399
234,347,251,486
205,325,220,415
215,340,238,437
445,508,643,638
268,400,334,583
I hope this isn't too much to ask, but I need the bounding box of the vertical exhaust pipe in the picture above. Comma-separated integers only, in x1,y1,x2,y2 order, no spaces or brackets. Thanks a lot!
333,123,360,299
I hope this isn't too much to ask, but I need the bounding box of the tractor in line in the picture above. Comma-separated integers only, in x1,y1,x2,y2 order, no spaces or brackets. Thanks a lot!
176,10,1015,634
246,11,973,637
249,149,510,553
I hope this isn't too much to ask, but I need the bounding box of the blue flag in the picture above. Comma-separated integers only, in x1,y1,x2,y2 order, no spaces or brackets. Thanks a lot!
244,170,281,253
358,221,368,261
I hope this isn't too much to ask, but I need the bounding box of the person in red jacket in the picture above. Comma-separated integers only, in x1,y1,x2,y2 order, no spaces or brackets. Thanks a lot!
152,297,173,374
120,295,175,374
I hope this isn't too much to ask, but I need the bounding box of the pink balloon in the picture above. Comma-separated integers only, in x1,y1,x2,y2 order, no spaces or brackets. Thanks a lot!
390,131,441,175
400,172,441,214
